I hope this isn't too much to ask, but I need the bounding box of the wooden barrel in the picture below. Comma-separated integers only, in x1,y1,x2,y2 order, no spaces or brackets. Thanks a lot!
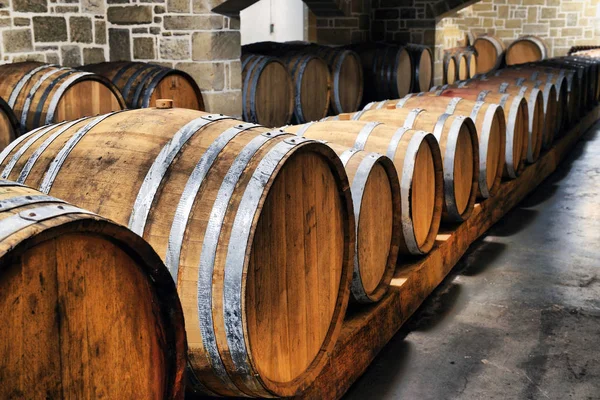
406,44,433,92
429,87,528,179
462,78,546,160
542,58,598,110
566,56,600,105
473,35,506,74
289,138,399,302
287,120,443,255
0,62,125,133
444,55,458,85
241,54,294,127
282,53,331,123
353,44,413,103
366,95,506,199
81,61,204,111
492,68,572,132
506,36,549,66
311,47,364,114
0,107,354,398
0,181,186,400
0,97,19,151
336,108,479,223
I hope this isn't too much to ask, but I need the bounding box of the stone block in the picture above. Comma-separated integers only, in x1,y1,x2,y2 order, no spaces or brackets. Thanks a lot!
109,28,131,61
201,90,242,117
82,0,105,14
13,18,30,27
133,37,156,59
3,29,32,53
13,53,45,62
107,6,153,25
95,21,107,44
160,37,190,59
163,15,223,30
192,31,240,61
192,0,221,14
33,16,68,42
70,16,93,43
46,53,60,64
541,7,557,19
55,6,79,12
175,62,224,91
167,0,189,13
61,45,82,67
13,0,47,12
83,48,106,64
228,60,241,90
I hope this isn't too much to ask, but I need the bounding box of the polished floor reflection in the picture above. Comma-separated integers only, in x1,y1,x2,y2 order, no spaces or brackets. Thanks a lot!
345,124,600,400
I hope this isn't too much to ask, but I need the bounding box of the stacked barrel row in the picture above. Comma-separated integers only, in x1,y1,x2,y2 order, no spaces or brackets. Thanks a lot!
1,53,599,400
241,41,434,126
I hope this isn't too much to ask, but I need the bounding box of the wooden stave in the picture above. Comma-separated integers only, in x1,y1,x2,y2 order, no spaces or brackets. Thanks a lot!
428,87,528,179
346,108,480,223
0,108,354,398
366,95,506,199
505,36,549,66
0,180,187,400
282,53,332,124
406,44,434,92
290,119,443,256
289,138,400,303
241,54,294,126
82,61,205,111
0,62,126,133
473,35,506,74
0,97,19,151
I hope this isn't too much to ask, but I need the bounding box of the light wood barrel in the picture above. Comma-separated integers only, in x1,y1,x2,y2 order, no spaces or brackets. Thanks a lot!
506,36,549,66
339,108,479,223
81,61,205,111
444,56,458,85
353,44,413,103
0,62,125,133
459,79,545,162
289,138,399,302
0,108,354,398
429,87,528,179
282,53,331,123
366,95,506,199
311,47,364,114
241,54,294,127
456,49,477,80
406,44,434,92
0,97,19,151
0,181,186,400
473,35,506,74
289,120,443,255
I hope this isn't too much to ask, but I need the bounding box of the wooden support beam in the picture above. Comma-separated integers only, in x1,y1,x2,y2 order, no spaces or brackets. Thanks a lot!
294,106,600,399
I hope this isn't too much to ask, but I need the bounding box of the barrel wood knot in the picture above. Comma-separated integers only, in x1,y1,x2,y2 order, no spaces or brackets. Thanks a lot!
338,113,352,120
386,104,396,110
156,99,174,109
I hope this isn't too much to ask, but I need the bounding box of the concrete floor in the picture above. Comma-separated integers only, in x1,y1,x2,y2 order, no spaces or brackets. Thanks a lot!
345,124,600,400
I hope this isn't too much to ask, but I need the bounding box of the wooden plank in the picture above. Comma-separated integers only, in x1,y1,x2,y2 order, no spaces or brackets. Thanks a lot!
296,105,600,400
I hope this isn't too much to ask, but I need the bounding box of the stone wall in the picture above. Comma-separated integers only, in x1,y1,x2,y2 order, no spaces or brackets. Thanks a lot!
435,0,600,84
313,0,371,45
0,0,242,116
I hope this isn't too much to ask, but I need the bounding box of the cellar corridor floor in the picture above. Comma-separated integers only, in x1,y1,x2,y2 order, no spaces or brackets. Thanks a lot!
344,123,600,400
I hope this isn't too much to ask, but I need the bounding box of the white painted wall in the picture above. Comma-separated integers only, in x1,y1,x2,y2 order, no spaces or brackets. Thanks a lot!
241,0,306,45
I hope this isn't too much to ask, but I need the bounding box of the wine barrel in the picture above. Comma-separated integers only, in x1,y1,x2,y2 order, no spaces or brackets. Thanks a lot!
334,108,479,223
0,62,125,133
429,87,528,179
290,138,400,303
462,78,546,160
0,181,186,400
0,107,354,398
542,58,598,110
444,55,458,85
241,54,294,127
492,68,572,131
506,36,549,66
406,44,434,92
473,35,506,74
287,120,443,255
566,56,600,104
353,44,413,103
310,47,364,114
366,95,506,199
0,97,19,151
81,61,205,111
282,53,331,123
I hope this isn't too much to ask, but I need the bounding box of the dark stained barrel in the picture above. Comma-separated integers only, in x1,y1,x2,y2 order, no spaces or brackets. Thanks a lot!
0,97,19,150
